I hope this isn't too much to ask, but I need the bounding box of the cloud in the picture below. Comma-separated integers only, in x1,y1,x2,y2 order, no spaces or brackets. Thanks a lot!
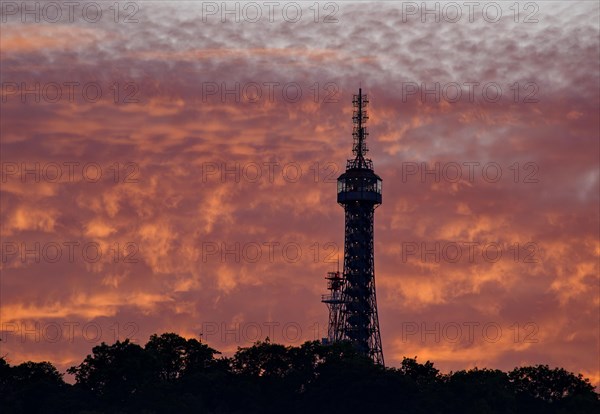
1,1,598,386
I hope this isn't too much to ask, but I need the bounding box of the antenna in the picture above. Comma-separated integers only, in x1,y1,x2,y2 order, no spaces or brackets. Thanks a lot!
351,88,371,169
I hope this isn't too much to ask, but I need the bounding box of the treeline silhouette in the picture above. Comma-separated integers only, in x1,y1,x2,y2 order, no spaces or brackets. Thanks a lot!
1,333,598,413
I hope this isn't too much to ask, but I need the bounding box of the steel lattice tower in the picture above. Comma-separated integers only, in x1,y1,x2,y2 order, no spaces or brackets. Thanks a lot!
322,88,384,365
321,267,343,345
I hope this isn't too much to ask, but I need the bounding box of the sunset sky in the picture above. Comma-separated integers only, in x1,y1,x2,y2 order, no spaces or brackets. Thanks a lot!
1,1,599,385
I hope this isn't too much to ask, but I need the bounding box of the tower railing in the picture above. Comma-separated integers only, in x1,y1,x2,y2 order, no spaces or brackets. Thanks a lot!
346,158,373,170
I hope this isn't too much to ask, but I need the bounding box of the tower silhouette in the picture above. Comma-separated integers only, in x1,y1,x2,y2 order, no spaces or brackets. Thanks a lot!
321,263,343,345
322,88,384,365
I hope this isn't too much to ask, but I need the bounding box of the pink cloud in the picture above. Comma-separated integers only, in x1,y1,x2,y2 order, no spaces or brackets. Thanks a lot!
1,1,598,387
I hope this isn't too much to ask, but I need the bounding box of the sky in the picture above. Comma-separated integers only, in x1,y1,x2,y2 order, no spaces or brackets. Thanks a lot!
1,1,599,385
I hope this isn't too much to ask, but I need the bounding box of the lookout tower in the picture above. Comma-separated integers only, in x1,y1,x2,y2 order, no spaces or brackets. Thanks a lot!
322,88,384,365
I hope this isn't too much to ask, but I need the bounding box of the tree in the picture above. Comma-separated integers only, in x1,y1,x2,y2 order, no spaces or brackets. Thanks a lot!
231,338,292,378
508,365,599,413
144,333,188,381
397,356,441,387
3,334,597,413
1,358,67,414
446,368,516,413
67,339,153,405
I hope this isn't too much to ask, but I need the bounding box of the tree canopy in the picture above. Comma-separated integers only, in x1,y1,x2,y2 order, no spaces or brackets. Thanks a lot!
1,333,597,413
